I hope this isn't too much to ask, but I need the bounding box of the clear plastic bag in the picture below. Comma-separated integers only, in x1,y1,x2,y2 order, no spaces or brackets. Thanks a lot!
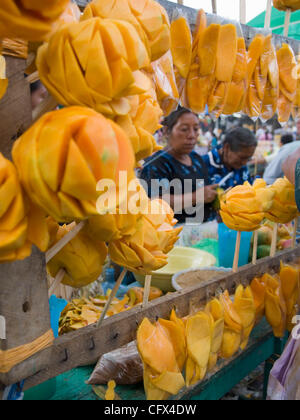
150,50,180,117
186,13,246,118
292,48,300,121
276,41,297,123
261,34,280,122
87,341,143,385
243,29,274,121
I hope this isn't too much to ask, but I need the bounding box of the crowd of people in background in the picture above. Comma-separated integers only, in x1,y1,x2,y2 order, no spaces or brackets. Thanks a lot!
140,107,300,225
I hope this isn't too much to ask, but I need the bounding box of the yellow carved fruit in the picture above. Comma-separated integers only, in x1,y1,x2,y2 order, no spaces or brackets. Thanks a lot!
0,0,70,41
170,16,192,80
36,18,150,116
220,183,264,232
265,177,298,224
205,298,224,370
219,290,243,359
47,223,108,288
233,285,256,350
186,312,212,384
81,0,170,62
12,106,135,223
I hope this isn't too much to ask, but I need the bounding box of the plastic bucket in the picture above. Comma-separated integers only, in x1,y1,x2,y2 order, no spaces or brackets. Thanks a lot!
218,223,252,269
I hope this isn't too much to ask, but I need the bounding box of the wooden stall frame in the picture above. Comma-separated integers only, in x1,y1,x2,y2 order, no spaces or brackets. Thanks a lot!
22,246,300,392
0,0,299,396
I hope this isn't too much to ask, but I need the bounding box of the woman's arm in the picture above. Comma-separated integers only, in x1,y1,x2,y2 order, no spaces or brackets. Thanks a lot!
162,184,218,210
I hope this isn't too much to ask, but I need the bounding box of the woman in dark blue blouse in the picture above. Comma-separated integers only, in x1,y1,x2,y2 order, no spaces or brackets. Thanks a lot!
139,107,218,224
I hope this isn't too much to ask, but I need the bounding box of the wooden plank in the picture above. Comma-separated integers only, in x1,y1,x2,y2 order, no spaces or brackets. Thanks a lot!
0,57,32,159
0,248,51,386
23,246,300,391
0,57,51,387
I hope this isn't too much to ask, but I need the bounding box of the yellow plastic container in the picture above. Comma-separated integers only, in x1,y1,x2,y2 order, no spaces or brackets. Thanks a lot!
134,247,216,292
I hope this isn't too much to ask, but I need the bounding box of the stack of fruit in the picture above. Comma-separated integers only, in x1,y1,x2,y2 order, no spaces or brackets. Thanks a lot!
277,43,297,122
0,0,70,41
137,260,300,399
219,182,266,232
273,0,300,11
58,286,163,335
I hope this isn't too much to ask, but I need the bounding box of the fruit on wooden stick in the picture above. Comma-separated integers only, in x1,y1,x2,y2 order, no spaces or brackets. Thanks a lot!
47,222,108,288
265,177,298,224
81,0,170,62
252,178,275,212
115,85,163,162
273,0,300,11
0,0,70,41
220,182,265,232
108,199,182,275
36,18,151,116
12,106,135,223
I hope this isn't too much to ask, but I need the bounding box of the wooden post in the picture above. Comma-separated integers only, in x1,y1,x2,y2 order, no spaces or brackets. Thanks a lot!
0,57,51,387
96,270,127,328
233,231,241,273
284,9,292,37
270,224,278,257
252,230,258,265
212,0,217,14
143,275,152,308
292,217,298,249
264,0,272,29
239,0,246,24
177,0,183,4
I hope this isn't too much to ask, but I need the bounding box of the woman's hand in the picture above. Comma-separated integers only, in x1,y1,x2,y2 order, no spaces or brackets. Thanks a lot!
204,184,218,203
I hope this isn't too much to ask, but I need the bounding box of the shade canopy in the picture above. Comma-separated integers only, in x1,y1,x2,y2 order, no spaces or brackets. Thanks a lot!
248,6,300,41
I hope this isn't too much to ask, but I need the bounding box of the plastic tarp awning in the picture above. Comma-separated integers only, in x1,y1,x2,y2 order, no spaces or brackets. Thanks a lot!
247,6,300,41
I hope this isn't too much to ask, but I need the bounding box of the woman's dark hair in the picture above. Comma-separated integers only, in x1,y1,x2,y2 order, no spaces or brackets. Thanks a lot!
30,80,43,94
281,133,294,145
162,106,196,132
223,127,257,152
